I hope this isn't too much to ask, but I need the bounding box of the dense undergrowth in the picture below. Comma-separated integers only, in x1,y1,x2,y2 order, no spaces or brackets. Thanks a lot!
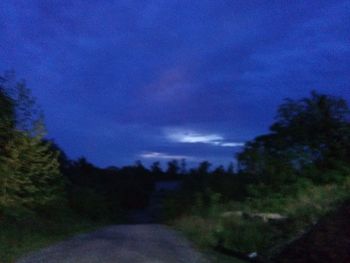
165,175,350,258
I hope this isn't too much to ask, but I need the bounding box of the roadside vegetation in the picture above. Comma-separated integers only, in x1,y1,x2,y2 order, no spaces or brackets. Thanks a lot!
164,91,350,260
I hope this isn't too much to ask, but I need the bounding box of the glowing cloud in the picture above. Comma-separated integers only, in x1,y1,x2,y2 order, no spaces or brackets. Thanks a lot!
166,129,245,147
169,132,223,144
220,142,245,147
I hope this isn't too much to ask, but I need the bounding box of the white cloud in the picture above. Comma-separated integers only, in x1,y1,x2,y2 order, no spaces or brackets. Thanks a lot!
220,142,245,147
165,129,245,147
140,151,191,160
168,131,223,144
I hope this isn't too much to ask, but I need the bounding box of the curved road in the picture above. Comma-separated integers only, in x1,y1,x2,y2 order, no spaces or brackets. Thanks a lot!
17,224,209,263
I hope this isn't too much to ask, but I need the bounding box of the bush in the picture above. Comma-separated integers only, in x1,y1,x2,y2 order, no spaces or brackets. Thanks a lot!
219,216,279,253
173,216,218,247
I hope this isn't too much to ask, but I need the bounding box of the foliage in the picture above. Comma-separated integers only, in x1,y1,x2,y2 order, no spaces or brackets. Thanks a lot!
0,133,65,219
237,91,350,185
0,75,65,220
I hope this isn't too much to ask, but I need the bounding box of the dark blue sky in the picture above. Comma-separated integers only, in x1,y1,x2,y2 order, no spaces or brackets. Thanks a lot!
1,0,349,168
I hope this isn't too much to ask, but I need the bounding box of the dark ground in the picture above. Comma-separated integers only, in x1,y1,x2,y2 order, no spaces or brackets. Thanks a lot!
275,201,350,263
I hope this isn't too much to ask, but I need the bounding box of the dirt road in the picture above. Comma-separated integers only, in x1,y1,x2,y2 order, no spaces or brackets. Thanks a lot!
17,224,209,263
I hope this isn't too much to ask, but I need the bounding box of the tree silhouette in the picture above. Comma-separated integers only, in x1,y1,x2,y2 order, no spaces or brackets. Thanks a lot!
166,160,180,180
237,91,350,184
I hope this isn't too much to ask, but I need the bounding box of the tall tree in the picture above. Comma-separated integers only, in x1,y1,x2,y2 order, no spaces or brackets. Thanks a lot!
237,91,350,184
0,74,65,218
271,91,350,164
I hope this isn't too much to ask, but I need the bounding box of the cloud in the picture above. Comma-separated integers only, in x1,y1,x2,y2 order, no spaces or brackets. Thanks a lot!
168,131,222,144
139,151,192,160
166,129,245,147
220,142,245,147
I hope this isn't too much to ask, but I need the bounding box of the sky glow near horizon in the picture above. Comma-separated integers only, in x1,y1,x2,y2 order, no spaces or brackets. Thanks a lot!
0,1,349,167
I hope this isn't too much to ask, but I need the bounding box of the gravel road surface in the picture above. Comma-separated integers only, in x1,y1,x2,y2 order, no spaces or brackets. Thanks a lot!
17,224,209,263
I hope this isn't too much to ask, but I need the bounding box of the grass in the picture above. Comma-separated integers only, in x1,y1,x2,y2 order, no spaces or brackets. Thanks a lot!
169,216,247,262
0,213,107,263
172,214,279,255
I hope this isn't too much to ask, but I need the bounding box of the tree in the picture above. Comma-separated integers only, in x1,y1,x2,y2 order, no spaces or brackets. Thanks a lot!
166,160,179,179
271,91,350,165
0,74,65,218
180,159,187,175
0,72,43,136
213,165,225,176
237,91,350,184
197,161,211,175
151,161,163,179
1,133,65,216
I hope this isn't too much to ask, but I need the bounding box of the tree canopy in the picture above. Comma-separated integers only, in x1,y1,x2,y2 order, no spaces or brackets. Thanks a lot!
237,91,350,185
